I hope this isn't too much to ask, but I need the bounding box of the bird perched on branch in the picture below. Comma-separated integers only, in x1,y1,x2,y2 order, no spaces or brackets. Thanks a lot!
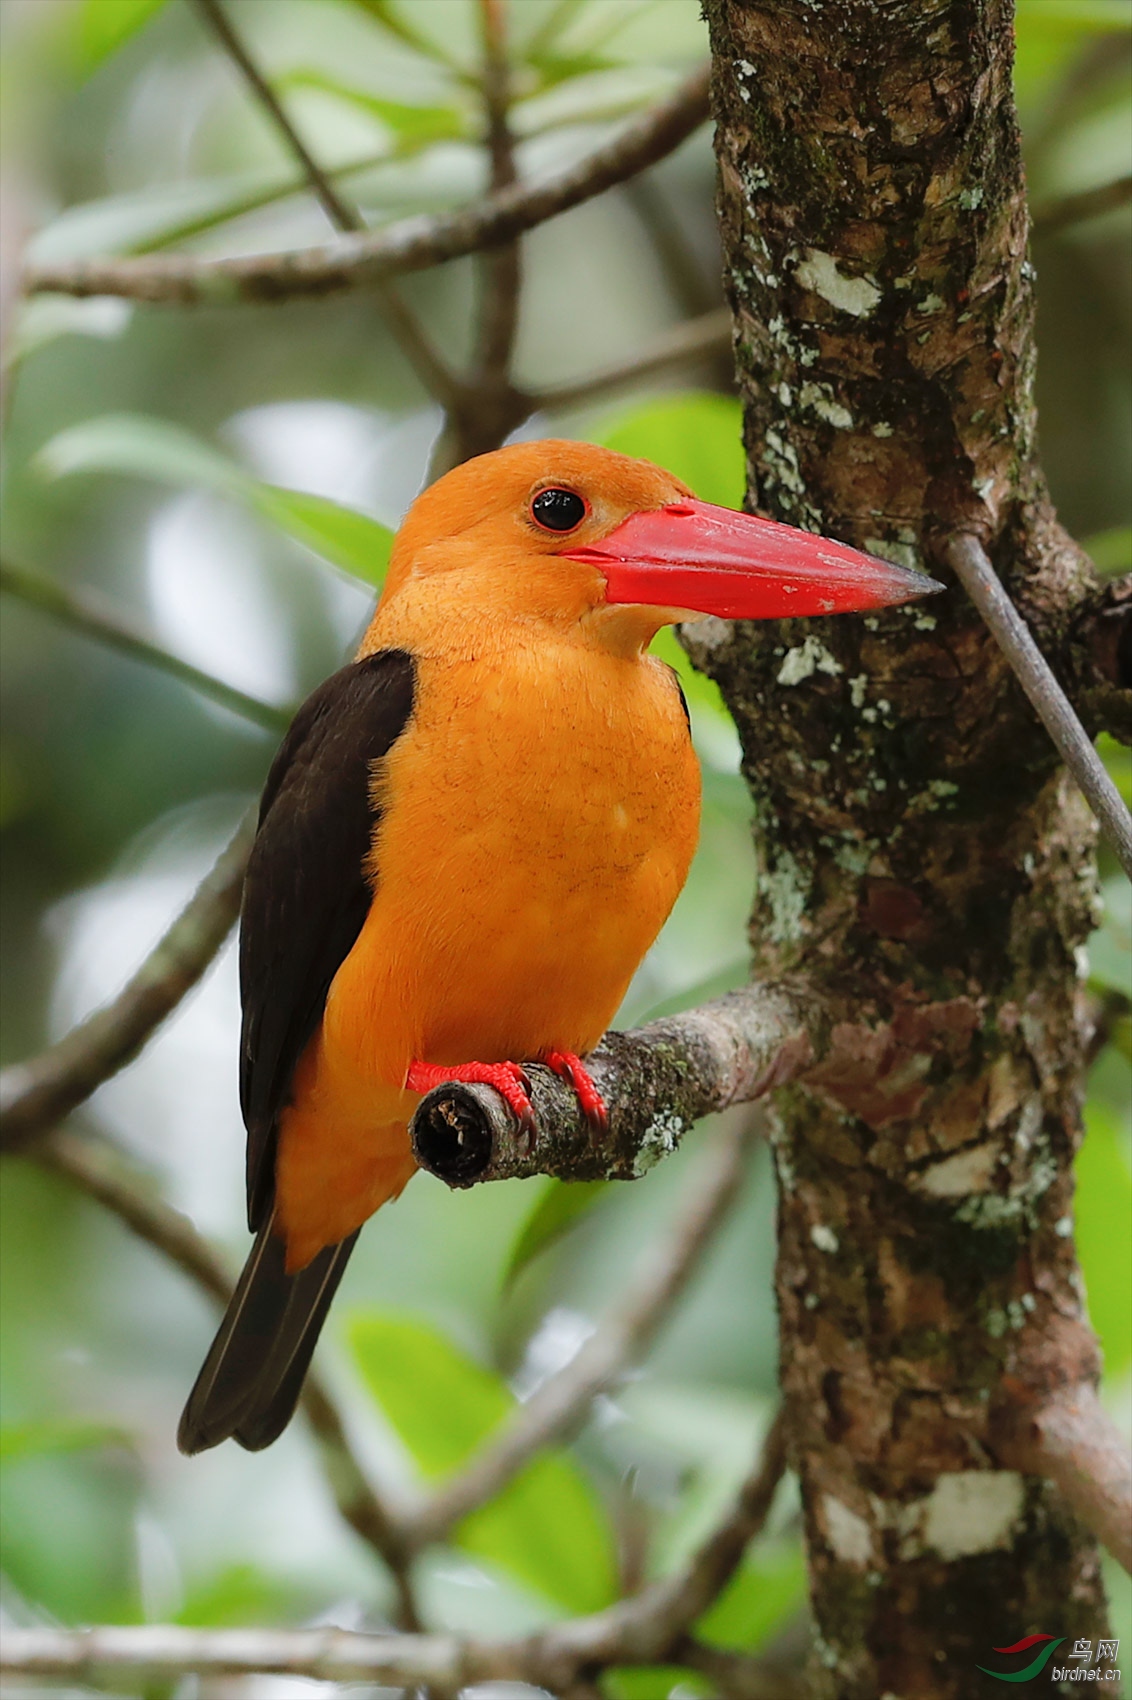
179,438,937,1454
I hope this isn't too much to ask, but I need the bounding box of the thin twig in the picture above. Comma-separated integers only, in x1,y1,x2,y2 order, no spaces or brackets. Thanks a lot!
533,306,733,414
946,534,1132,878
0,557,290,734
407,1109,763,1550
1033,174,1132,241
472,0,521,383
30,1126,423,1627
994,1384,1132,1575
24,65,712,305
191,0,461,412
0,815,255,1150
191,0,362,234
37,1128,233,1299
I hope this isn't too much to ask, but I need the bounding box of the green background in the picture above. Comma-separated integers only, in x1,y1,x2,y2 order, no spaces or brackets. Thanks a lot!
0,0,1128,1683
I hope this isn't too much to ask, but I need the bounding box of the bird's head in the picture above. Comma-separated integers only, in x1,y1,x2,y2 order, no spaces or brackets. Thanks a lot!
380,439,940,652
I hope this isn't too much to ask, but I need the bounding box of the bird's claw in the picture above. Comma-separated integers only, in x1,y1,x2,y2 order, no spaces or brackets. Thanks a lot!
543,1050,609,1132
406,1059,536,1138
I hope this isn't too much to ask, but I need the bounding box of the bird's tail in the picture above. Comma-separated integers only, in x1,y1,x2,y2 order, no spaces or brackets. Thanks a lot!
177,1211,358,1454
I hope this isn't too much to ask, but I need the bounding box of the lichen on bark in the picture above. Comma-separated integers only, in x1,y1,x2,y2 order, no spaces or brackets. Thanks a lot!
696,2,1112,1693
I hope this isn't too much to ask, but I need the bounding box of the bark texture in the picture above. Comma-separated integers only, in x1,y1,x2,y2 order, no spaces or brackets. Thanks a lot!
696,4,1112,1695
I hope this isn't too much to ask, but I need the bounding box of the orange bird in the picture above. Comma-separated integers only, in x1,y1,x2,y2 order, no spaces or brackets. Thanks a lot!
179,439,936,1453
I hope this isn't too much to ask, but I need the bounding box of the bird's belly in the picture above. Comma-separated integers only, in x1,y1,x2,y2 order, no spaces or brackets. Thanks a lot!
324,648,700,1078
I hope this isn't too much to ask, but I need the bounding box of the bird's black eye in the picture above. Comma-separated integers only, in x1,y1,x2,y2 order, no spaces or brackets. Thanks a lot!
531,487,588,533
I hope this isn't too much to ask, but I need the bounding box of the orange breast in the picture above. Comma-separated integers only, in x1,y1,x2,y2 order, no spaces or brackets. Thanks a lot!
276,633,699,1268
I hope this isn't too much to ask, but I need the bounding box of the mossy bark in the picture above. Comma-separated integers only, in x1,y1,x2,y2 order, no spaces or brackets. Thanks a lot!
697,3,1111,1694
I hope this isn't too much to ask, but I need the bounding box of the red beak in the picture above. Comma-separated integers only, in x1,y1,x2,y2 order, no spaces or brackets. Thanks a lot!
564,498,942,618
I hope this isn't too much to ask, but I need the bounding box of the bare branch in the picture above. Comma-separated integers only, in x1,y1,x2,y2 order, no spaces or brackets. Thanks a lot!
0,815,255,1151
0,1624,800,1699
995,1384,1132,1575
946,534,1132,878
534,306,733,414
24,66,712,305
38,1127,233,1299
0,557,290,734
1033,174,1132,241
409,982,822,1187
472,0,521,383
407,1108,763,1550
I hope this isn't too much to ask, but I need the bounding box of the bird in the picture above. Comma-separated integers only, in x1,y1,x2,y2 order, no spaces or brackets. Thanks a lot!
178,437,938,1454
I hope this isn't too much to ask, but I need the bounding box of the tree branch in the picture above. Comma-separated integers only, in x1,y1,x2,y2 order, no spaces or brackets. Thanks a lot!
472,0,521,382
0,557,290,734
0,1624,795,1696
0,815,255,1151
0,1414,790,1694
406,1108,763,1551
945,534,1132,877
1033,174,1132,241
23,65,711,305
994,1384,1132,1575
409,982,821,1187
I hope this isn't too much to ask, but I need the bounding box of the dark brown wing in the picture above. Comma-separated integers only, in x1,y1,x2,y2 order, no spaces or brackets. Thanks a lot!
239,648,415,1229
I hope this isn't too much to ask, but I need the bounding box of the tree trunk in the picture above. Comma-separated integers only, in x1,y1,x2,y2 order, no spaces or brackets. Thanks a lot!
695,3,1111,1693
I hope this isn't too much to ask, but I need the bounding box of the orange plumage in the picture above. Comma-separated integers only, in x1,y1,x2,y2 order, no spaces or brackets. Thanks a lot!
275,443,700,1269
178,437,936,1453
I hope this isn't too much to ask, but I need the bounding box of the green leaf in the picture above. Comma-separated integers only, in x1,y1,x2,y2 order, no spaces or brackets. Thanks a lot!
1014,0,1132,113
601,1667,713,1700
3,295,133,369
27,157,391,266
502,1178,613,1291
37,413,244,495
281,71,470,143
592,392,747,511
348,0,472,76
0,1419,129,1465
36,413,393,588
349,1312,618,1612
253,487,392,587
72,0,168,75
1016,0,1132,30
695,1540,806,1651
1083,526,1132,578
1077,1100,1132,1380
176,1563,301,1628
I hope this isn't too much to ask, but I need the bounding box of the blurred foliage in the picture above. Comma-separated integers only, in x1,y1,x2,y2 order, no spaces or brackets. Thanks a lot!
0,0,1129,1680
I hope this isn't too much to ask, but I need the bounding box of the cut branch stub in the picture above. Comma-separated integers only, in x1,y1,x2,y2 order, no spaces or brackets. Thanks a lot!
409,984,822,1186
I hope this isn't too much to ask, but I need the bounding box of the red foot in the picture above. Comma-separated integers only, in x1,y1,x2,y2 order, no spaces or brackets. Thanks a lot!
543,1050,609,1131
406,1059,535,1137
